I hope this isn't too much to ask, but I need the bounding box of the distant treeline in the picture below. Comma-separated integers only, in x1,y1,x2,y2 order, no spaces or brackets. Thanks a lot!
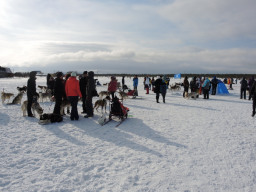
13,72,256,79
95,73,256,79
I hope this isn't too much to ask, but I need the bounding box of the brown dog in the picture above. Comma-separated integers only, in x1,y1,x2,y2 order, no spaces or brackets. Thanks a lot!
1,90,14,104
94,96,110,113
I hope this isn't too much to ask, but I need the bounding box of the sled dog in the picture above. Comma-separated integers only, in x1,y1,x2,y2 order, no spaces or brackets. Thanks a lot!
17,86,27,93
39,113,63,124
38,85,47,92
21,100,44,117
170,84,181,91
60,99,71,115
7,91,25,105
98,91,110,98
1,91,14,104
94,96,110,113
118,91,128,100
186,92,199,99
39,92,52,102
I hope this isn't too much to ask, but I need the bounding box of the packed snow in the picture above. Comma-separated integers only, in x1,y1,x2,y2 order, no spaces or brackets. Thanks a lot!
0,76,256,192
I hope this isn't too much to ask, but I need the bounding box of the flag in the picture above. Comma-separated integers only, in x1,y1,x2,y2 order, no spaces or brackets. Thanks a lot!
174,73,181,79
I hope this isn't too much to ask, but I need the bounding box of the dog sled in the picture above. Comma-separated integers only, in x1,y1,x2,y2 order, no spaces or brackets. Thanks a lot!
99,96,129,127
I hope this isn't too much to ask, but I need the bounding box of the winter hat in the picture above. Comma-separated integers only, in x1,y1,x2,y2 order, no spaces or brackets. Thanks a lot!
56,72,63,78
83,71,87,75
29,71,37,78
71,72,76,77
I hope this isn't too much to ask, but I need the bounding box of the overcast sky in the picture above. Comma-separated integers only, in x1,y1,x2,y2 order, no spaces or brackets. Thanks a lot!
0,0,256,74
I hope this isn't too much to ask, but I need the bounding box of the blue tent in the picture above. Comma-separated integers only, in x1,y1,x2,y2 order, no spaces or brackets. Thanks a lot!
217,80,229,94
174,73,181,79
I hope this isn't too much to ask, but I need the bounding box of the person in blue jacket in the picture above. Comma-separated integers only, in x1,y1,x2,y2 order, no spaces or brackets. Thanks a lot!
202,77,211,99
133,75,138,96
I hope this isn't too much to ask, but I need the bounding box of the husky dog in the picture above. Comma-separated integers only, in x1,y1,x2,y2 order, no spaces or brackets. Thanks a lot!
170,84,181,91
7,91,25,105
17,86,27,93
186,92,199,99
60,99,71,115
184,92,189,98
39,113,63,124
98,91,110,98
102,83,108,86
118,91,128,100
38,85,47,92
94,96,110,113
21,100,44,117
39,92,52,102
1,90,14,104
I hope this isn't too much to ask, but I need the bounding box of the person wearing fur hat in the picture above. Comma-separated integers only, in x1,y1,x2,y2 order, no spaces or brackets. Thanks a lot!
27,71,38,117
53,72,65,115
65,72,82,120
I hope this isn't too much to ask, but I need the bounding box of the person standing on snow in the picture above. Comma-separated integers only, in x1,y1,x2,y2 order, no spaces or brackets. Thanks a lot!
108,76,118,100
183,76,189,97
202,77,211,99
79,71,88,114
240,77,248,100
53,72,65,115
249,81,256,117
154,76,164,103
27,71,38,117
133,75,139,96
248,76,255,100
211,76,218,95
160,76,168,103
65,72,82,120
145,75,150,94
84,71,97,118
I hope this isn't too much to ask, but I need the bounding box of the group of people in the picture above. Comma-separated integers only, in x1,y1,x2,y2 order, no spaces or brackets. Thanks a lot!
27,71,97,120
183,76,218,99
27,73,256,119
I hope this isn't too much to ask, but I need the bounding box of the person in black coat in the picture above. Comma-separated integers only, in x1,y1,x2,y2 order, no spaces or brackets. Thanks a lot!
190,76,197,93
183,76,189,97
240,77,248,99
79,71,88,114
47,74,55,96
84,71,96,118
154,76,162,103
248,76,255,100
250,81,256,117
122,76,125,91
53,72,65,115
211,76,218,95
27,71,38,117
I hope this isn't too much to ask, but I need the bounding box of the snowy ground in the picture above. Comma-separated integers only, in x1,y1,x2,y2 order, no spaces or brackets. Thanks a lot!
0,76,256,192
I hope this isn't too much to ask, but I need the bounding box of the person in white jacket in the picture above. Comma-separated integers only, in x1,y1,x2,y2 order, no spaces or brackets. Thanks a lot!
145,76,150,94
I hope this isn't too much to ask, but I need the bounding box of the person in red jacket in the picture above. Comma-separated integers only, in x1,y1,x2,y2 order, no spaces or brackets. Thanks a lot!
65,72,82,120
108,76,118,99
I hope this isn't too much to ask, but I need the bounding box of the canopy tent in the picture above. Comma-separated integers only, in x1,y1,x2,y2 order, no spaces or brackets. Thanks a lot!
217,79,229,94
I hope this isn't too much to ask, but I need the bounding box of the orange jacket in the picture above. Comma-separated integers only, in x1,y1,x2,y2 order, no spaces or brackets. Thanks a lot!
65,77,82,97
